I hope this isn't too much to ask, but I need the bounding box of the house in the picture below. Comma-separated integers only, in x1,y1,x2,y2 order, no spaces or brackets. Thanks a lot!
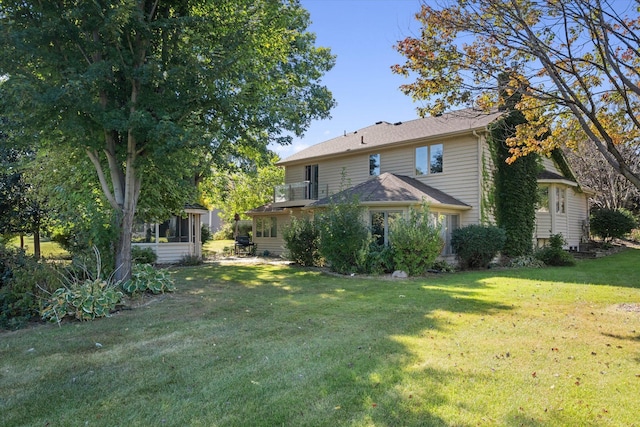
248,108,592,257
131,204,209,263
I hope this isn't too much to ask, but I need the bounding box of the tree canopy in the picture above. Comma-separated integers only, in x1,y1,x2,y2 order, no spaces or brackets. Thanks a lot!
0,0,335,279
393,0,640,190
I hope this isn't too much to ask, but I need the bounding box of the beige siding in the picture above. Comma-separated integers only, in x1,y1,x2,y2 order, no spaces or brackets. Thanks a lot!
541,156,562,174
413,135,482,226
566,187,589,249
285,165,305,184
534,184,589,250
535,212,552,240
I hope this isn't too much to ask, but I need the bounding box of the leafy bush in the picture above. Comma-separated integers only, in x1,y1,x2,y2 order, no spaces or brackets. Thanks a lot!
430,260,456,273
282,215,320,266
535,234,576,266
122,263,176,295
359,243,395,275
590,208,636,242
389,204,443,276
201,224,212,244
451,224,506,269
131,246,157,264
316,195,370,274
0,244,59,329
630,228,640,243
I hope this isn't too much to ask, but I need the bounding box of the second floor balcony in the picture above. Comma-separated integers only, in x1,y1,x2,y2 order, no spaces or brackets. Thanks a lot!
274,181,329,204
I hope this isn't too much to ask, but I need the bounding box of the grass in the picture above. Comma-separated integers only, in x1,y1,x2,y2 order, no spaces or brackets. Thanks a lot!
203,239,235,256
7,236,69,259
1,249,640,426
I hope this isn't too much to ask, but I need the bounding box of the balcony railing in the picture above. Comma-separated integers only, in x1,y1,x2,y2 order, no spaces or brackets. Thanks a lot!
274,181,328,203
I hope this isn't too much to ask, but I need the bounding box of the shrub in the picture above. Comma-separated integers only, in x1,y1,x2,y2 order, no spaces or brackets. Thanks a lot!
121,263,176,295
316,195,369,274
451,224,506,269
131,246,157,264
282,215,320,266
389,204,443,276
535,233,576,266
359,243,395,275
0,244,59,329
201,224,212,244
590,208,636,242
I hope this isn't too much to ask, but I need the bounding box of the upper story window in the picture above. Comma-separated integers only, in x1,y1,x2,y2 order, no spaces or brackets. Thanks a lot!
415,144,443,175
555,187,566,214
369,153,380,176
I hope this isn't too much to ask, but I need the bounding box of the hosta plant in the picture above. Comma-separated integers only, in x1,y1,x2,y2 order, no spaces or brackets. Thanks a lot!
40,247,123,324
122,264,176,295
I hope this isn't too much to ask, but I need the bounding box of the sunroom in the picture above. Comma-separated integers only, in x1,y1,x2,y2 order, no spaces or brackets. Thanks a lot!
131,204,209,263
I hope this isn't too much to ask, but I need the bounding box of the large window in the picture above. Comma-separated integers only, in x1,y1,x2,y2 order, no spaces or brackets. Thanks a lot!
256,217,278,238
428,212,459,255
370,211,403,245
305,164,319,199
415,144,443,175
369,153,380,176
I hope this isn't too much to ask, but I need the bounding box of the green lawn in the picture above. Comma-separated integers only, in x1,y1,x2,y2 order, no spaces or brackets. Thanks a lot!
7,236,69,259
1,250,639,426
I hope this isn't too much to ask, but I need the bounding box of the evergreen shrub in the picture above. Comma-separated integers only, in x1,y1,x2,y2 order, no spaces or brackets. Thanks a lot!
590,208,636,242
451,224,506,269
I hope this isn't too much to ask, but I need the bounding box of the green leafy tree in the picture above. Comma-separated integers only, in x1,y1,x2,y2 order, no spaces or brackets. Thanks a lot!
201,155,284,223
0,1,335,280
393,0,640,191
0,133,48,258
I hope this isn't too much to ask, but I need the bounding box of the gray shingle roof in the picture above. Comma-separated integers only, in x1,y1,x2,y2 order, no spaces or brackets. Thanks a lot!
309,173,470,209
279,108,503,165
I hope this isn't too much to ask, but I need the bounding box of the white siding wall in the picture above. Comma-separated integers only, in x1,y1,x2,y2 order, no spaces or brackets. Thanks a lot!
566,187,589,249
132,242,194,264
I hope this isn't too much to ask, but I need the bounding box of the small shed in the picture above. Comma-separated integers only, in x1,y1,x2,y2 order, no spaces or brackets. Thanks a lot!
132,204,209,263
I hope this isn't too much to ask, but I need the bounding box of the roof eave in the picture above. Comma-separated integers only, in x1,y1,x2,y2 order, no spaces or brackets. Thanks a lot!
277,126,494,167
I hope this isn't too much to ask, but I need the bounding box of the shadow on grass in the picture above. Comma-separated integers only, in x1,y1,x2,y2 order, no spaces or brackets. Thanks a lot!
168,263,513,425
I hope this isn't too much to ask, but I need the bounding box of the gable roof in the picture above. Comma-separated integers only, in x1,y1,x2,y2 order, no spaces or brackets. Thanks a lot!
309,173,471,210
279,108,503,165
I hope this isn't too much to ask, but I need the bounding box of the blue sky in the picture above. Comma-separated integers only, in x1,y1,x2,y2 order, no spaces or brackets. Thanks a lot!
272,0,425,159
